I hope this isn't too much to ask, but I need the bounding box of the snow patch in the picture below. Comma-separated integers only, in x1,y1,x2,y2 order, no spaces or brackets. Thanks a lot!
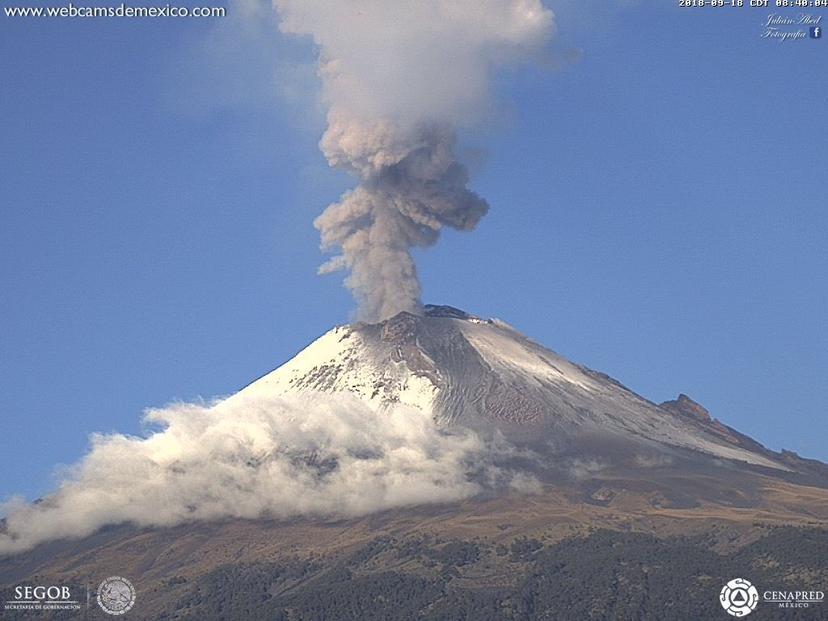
458,321,597,391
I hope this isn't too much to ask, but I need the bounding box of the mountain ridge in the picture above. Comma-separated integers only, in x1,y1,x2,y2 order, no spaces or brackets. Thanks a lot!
233,305,798,476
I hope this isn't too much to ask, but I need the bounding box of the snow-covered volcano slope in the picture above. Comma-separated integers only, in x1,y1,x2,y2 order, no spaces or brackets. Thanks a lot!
232,305,786,471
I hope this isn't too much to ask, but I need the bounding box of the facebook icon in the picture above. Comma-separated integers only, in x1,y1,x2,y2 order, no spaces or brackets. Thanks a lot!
811,26,822,39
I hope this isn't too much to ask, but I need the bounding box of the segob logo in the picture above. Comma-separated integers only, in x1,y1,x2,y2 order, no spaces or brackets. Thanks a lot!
720,578,759,617
3,584,80,612
96,576,136,615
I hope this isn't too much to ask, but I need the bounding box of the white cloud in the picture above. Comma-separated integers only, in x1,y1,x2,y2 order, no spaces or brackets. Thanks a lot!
0,392,534,555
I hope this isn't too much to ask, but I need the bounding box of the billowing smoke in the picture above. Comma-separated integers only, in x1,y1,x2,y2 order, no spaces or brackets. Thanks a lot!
0,392,535,555
275,0,554,321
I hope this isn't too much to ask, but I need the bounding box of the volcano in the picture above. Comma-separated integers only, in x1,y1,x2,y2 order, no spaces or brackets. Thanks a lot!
2,307,827,620
230,305,821,483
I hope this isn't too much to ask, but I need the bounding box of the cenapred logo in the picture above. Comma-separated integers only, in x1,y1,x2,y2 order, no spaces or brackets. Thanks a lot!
720,578,760,617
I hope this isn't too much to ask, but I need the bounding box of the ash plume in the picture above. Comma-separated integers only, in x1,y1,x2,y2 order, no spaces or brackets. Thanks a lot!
275,0,554,321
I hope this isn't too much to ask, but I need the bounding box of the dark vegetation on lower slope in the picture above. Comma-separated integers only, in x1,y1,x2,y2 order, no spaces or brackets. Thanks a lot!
164,526,827,621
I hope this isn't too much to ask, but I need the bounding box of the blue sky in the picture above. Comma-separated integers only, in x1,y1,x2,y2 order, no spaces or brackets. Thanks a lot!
1,1,826,501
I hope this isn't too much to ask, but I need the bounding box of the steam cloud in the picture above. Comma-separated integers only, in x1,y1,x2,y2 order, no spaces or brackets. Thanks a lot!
275,0,554,321
0,392,535,555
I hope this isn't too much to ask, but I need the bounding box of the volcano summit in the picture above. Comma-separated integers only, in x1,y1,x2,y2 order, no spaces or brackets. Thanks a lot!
233,305,815,481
